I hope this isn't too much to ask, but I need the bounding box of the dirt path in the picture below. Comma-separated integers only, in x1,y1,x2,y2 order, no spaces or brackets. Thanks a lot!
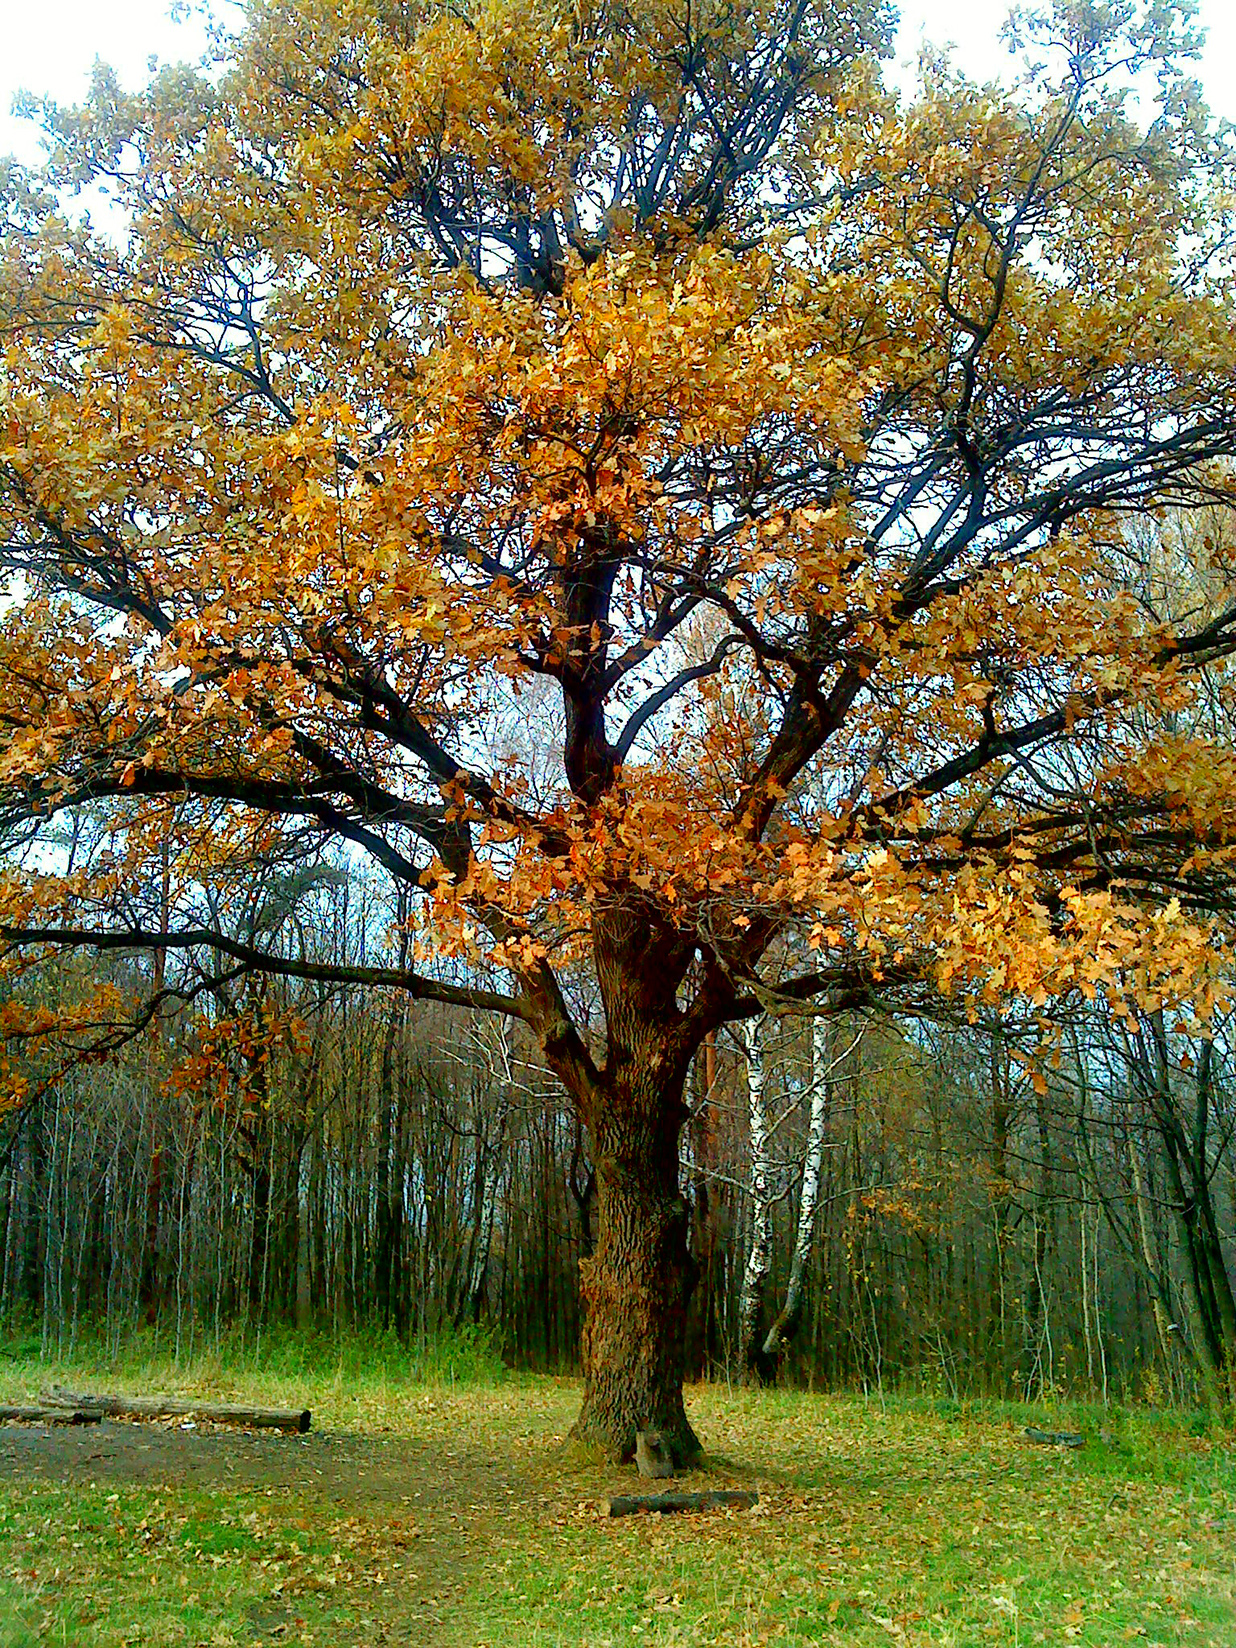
0,1415,508,1507
0,1414,550,1646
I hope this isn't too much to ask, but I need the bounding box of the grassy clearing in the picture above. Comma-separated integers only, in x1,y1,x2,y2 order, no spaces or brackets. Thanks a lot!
0,1321,505,1425
0,1345,1233,1647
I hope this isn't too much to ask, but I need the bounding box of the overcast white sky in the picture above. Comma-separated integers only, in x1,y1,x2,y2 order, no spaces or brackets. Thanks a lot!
0,0,1233,165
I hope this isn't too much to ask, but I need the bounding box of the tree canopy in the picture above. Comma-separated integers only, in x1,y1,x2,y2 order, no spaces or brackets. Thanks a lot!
2,0,1236,1457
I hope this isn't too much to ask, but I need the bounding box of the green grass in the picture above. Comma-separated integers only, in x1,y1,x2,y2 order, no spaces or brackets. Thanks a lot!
0,1319,504,1429
0,1348,1233,1646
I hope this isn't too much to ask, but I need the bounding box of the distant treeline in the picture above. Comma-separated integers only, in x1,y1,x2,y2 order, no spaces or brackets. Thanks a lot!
3,946,1234,1402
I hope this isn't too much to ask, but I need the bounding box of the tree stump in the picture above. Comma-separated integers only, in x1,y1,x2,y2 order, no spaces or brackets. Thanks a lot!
635,1428,675,1478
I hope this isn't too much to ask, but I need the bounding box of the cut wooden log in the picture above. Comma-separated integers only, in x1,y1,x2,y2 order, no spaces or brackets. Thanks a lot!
42,1384,310,1434
1025,1425,1085,1448
604,1488,758,1517
0,1404,102,1425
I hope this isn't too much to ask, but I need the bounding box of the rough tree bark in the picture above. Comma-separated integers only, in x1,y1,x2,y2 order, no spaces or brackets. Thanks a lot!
572,1081,701,1464
566,911,705,1467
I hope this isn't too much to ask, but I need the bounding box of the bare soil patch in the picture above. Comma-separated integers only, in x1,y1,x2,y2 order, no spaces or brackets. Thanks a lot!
0,1402,552,1646
0,1413,509,1510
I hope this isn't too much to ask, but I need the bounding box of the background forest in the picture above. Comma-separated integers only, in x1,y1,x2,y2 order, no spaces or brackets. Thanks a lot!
4,852,1232,1406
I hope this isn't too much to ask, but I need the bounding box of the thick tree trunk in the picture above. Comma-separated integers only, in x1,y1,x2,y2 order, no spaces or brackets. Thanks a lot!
550,902,707,1465
570,1032,701,1466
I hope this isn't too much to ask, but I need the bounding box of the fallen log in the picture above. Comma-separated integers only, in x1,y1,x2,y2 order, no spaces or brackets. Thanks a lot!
1025,1425,1085,1449
604,1489,758,1518
42,1384,311,1434
0,1404,102,1425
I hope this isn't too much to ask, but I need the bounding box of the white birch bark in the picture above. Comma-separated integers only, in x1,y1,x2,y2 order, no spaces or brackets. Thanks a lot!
738,1016,772,1377
468,1017,512,1312
763,1015,831,1361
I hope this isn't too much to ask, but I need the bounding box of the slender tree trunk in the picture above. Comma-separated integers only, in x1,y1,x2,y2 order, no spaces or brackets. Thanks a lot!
468,1092,507,1321
0,1142,18,1325
295,1133,313,1332
375,1000,401,1329
684,1031,717,1379
1192,1182,1236,1393
1158,1119,1231,1390
1138,1017,1236,1395
1079,1205,1094,1389
763,1016,832,1368
1184,1044,1236,1390
738,1016,774,1383
568,1108,597,1258
246,1102,271,1311
1127,1132,1177,1380
988,1035,1013,1388
1022,1083,1054,1396
141,1123,163,1327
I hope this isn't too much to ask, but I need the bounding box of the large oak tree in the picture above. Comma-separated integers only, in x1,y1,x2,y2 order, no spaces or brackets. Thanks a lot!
3,0,1236,1458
